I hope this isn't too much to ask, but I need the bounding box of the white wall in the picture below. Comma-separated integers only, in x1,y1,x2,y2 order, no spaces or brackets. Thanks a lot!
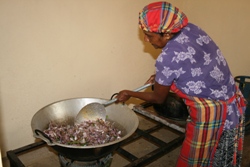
1,0,250,157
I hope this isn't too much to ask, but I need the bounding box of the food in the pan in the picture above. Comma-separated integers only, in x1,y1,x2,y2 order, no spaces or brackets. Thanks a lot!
43,119,122,146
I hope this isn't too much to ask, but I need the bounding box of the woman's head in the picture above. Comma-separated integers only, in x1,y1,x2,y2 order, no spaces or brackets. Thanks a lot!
143,31,174,49
139,1,188,34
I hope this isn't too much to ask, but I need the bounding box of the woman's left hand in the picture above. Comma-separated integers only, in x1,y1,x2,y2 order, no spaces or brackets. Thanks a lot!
115,90,131,103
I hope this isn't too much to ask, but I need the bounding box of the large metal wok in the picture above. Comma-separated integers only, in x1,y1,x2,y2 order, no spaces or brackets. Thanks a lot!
31,98,139,161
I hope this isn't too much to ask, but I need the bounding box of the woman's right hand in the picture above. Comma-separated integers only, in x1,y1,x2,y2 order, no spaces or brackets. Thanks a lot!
145,74,155,85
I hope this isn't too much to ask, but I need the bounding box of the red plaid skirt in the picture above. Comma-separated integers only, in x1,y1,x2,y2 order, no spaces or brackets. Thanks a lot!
170,84,246,167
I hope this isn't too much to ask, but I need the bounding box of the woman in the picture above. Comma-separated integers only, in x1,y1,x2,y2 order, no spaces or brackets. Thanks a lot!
116,2,246,167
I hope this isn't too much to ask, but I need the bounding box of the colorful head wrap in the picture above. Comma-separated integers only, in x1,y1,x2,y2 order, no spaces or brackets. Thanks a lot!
139,1,188,33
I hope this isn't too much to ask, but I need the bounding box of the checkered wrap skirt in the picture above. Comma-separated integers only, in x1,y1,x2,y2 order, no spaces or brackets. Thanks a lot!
170,84,246,167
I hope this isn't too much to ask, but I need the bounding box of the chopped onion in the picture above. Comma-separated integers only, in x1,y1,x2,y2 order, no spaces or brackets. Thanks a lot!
43,119,122,146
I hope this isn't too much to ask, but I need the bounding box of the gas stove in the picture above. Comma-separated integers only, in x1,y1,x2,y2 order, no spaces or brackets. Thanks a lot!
7,103,186,167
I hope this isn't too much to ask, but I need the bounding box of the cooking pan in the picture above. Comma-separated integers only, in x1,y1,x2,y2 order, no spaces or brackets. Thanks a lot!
153,92,189,121
150,85,188,121
31,97,139,161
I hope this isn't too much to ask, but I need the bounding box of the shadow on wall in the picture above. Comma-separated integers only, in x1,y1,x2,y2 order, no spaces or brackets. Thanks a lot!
0,86,4,156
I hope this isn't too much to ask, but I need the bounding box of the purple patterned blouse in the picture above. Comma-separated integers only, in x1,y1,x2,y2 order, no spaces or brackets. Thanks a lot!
155,23,240,130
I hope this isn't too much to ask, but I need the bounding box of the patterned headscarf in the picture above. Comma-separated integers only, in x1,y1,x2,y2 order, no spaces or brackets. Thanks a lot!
139,1,188,33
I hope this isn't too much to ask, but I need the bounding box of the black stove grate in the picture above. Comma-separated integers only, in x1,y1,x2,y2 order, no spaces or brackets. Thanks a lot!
7,104,185,167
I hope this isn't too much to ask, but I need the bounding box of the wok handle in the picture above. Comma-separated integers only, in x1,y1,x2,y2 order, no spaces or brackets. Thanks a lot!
104,83,153,106
34,129,54,145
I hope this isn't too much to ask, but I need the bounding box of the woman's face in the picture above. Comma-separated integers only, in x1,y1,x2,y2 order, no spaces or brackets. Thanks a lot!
143,31,171,49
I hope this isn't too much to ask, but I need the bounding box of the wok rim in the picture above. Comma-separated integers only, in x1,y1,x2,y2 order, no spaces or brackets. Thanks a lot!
31,97,139,149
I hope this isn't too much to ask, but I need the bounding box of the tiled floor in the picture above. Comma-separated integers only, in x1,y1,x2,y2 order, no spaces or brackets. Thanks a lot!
2,114,250,167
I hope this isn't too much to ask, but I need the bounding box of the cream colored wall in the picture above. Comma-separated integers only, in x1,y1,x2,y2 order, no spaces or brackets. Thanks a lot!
0,0,249,157
0,149,2,167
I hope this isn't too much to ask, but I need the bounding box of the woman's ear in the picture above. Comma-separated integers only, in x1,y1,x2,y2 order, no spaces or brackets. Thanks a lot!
163,33,174,41
165,33,172,40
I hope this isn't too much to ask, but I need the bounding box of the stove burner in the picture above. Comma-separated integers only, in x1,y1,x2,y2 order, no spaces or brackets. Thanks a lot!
59,154,112,167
